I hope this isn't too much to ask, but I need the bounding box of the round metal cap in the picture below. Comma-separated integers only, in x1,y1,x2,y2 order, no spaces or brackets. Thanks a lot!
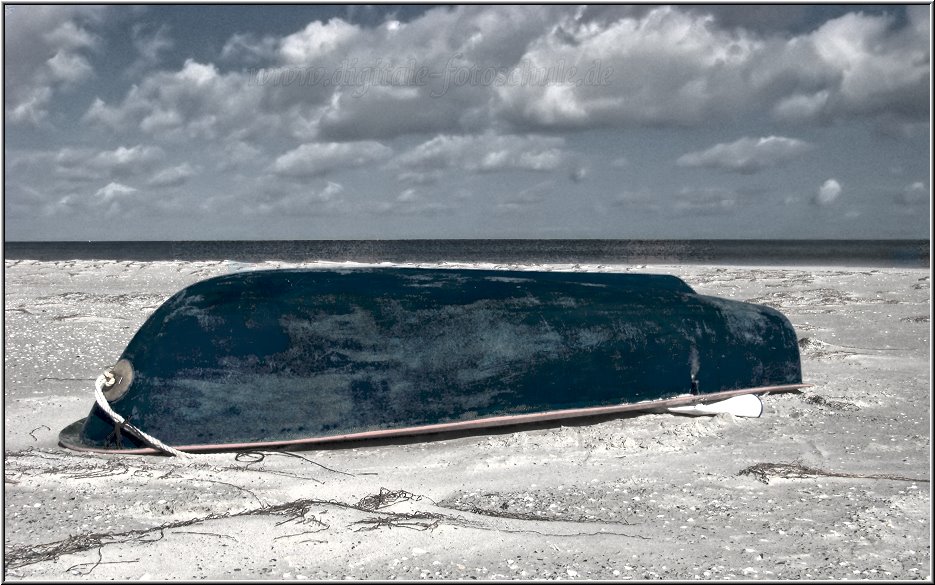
102,358,134,402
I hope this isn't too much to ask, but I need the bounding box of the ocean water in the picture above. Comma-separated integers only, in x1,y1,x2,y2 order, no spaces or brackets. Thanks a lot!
3,239,930,267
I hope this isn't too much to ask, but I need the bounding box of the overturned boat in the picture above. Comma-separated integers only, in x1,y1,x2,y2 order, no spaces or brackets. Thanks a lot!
60,268,805,454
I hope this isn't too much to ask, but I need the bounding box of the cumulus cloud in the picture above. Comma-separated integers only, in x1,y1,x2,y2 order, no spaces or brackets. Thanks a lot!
397,188,418,202
789,8,930,122
899,181,928,205
83,97,124,128
83,59,272,141
148,163,196,188
816,179,843,205
362,186,455,216
369,195,453,217
569,165,589,183
393,133,567,174
612,184,762,215
612,188,659,209
82,178,181,219
279,19,360,63
246,181,346,215
271,141,392,178
218,141,264,172
80,7,564,142
57,144,162,170
673,186,743,214
46,50,94,84
314,86,483,141
497,6,929,131
220,32,279,64
677,136,812,174
7,87,55,126
127,23,174,77
687,5,813,35
47,180,142,218
50,144,165,185
308,7,561,140
396,170,444,185
95,181,137,201
72,6,928,145
495,180,554,213
495,7,765,130
89,145,164,170
4,6,104,124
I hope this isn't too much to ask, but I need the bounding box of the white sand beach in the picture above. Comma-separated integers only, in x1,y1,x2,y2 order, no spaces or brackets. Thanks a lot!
3,259,931,580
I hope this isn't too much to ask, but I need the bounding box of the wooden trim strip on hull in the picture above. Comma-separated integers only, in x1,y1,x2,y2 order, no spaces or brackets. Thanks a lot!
59,383,809,455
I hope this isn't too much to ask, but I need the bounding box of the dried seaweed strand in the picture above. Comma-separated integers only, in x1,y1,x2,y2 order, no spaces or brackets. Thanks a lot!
28,426,51,441
5,492,438,570
494,526,649,539
171,531,238,541
64,547,140,576
272,530,327,541
356,487,438,510
234,450,355,477
739,462,930,484
351,512,442,532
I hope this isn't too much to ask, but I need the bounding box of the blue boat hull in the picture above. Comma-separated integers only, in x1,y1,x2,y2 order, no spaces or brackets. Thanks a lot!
60,268,803,452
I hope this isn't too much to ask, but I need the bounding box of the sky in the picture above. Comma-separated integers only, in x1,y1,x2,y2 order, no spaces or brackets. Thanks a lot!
2,4,931,241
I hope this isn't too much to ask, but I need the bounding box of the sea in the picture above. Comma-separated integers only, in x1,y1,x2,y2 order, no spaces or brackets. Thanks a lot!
3,240,930,267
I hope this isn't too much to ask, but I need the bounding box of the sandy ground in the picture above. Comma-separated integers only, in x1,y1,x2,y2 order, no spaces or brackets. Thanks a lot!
3,259,931,580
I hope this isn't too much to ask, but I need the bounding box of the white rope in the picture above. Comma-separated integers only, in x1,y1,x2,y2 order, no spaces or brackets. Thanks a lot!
94,374,190,458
